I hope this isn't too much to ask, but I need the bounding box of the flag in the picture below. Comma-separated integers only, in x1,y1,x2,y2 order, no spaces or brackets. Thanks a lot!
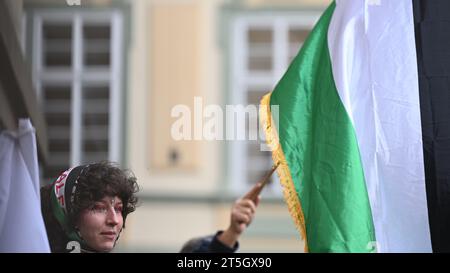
0,119,50,252
260,0,444,252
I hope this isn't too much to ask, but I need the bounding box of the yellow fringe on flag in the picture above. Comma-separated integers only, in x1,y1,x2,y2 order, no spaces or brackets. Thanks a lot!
260,92,309,253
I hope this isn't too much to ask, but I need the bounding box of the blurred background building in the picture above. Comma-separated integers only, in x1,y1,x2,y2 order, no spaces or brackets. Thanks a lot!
2,0,330,252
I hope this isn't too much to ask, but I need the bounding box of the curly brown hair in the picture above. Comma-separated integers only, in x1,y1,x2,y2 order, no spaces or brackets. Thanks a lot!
70,162,139,226
40,161,139,252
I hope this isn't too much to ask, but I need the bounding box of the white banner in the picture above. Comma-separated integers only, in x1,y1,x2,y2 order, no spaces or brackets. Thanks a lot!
0,119,50,252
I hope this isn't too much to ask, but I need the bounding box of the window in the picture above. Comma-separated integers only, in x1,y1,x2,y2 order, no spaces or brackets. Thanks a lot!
229,12,320,196
29,10,124,183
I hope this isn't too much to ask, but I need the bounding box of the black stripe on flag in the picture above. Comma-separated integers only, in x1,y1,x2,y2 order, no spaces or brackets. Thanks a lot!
413,0,450,253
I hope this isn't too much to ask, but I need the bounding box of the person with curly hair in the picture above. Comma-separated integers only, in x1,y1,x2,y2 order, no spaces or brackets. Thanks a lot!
40,161,272,253
40,161,139,253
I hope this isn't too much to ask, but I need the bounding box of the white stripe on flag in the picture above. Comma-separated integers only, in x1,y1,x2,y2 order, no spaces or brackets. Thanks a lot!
328,0,432,252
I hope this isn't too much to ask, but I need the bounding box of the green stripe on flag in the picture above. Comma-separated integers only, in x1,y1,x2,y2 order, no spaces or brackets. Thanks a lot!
262,2,376,252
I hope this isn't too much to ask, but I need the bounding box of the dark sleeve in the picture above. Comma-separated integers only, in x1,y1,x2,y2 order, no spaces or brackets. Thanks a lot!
207,231,239,253
180,231,239,253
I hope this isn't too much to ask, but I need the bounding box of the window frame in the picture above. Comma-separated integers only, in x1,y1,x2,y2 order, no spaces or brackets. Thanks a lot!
29,8,124,173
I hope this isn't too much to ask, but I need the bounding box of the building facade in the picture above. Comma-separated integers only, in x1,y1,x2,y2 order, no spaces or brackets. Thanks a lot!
22,0,330,252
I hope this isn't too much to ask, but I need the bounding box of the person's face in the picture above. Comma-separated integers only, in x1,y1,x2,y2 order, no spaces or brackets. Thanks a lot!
77,196,124,252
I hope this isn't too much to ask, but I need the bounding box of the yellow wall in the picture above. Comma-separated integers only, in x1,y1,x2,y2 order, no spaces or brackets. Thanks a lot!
128,0,221,195
121,203,217,252
120,202,304,252
125,0,327,252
